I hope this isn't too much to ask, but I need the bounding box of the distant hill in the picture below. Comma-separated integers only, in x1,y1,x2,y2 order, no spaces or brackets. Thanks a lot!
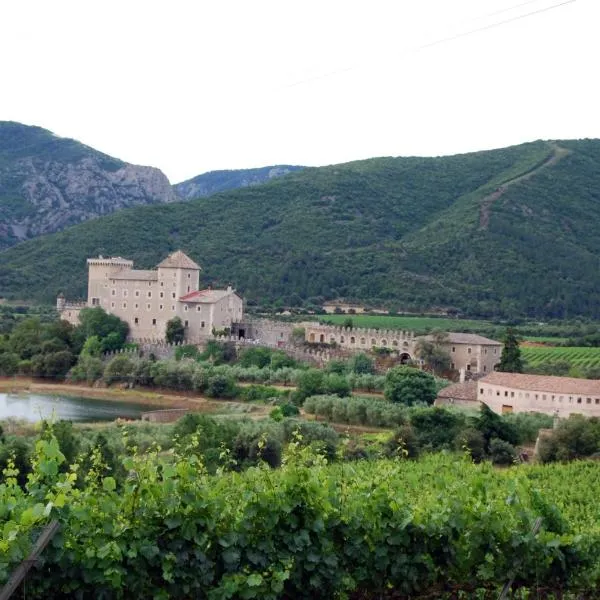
0,122,178,249
174,165,304,200
2,138,600,319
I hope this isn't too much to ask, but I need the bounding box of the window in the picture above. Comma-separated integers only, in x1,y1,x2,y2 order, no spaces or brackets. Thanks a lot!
504,391,508,397
480,388,484,394
187,273,191,278
159,304,164,310
494,348,497,354
134,317,139,325
451,362,455,369
160,282,164,287
184,305,188,312
122,302,127,309
111,289,116,296
146,303,151,310
184,320,189,327
201,321,205,328
372,339,376,345
496,391,500,396
381,340,387,346
135,291,140,297
587,398,591,404
172,293,176,299
467,347,472,354
123,290,128,297
350,337,355,344
111,302,115,308
392,340,398,347
483,365,487,372
152,318,156,326
510,391,514,398
452,346,456,353
147,291,152,298
484,348,488,354
160,292,164,298
135,303,139,309
92,298,100,306
361,338,366,345
173,272,176,278
330,337,336,343
596,399,599,405
535,394,538,400
148,282,152,287
196,306,201,312
543,395,547,400
172,305,175,311
577,397,582,404
466,364,471,371
187,286,190,292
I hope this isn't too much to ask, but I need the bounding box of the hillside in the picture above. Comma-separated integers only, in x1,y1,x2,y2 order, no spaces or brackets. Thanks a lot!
175,165,304,199
2,138,600,319
0,122,178,249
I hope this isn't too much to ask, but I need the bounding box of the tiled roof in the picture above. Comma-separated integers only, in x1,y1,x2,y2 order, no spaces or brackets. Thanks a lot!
480,372,600,395
112,270,158,281
180,288,234,303
437,381,478,401
157,250,201,270
421,332,502,346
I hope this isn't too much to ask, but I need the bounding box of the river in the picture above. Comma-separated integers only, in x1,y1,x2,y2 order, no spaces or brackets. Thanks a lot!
0,392,158,423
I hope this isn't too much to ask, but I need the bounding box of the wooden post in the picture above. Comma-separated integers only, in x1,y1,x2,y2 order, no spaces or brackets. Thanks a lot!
0,520,60,600
497,517,542,600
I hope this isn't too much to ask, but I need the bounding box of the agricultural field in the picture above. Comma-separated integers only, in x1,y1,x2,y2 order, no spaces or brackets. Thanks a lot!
521,345,600,371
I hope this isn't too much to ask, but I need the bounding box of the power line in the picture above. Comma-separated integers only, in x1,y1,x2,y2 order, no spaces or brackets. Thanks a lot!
420,0,576,50
282,0,576,89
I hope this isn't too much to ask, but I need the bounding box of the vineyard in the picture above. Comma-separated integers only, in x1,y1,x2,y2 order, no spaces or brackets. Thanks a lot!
521,346,600,370
3,436,600,598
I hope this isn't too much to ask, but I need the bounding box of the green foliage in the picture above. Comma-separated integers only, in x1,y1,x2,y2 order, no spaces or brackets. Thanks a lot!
476,404,520,451
0,352,19,376
174,344,200,361
489,438,517,466
384,366,437,406
78,307,128,352
497,327,523,373
166,316,185,344
103,354,135,385
347,352,375,374
2,435,600,598
538,414,600,463
200,340,237,365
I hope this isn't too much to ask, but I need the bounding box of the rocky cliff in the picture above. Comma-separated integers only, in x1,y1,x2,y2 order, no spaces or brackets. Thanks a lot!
0,122,179,249
174,165,304,200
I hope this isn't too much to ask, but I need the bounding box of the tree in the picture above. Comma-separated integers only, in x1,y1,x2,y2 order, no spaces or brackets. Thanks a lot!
343,317,354,329
348,352,374,374
78,307,128,352
384,366,437,406
415,332,452,376
497,327,523,373
166,317,185,344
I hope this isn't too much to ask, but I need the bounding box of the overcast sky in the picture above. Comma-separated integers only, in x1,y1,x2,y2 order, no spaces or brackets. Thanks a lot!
0,0,595,183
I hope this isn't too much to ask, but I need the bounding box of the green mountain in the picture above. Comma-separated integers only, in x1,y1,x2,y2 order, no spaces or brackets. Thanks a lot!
1,138,599,319
0,122,178,249
175,165,304,200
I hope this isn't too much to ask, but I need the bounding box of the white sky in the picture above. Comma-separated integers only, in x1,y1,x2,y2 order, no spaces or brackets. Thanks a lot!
0,0,596,183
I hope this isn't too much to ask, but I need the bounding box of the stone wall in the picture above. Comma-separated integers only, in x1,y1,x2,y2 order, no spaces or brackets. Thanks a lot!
303,323,417,357
141,408,191,423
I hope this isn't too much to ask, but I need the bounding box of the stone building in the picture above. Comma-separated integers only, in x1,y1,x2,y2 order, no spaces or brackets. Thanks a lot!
478,372,600,417
420,332,502,375
434,381,479,409
303,323,417,361
57,251,243,342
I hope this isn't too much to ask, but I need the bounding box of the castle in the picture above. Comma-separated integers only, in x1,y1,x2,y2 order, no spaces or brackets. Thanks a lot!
57,250,243,342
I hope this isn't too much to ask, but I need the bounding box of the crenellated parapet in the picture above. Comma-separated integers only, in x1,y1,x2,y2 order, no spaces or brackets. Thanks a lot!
303,322,417,356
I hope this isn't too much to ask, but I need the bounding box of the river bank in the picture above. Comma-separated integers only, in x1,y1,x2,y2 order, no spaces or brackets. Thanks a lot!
0,377,266,415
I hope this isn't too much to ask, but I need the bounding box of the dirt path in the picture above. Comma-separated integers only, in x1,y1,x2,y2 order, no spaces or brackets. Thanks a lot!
479,142,570,229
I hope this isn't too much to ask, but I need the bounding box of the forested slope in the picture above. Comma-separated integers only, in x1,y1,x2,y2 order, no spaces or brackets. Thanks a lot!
1,139,599,319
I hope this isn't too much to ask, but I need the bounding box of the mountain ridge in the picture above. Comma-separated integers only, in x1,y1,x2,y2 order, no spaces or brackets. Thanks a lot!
2,137,600,319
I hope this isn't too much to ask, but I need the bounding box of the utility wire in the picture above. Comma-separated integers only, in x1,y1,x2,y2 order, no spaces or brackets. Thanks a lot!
282,0,576,89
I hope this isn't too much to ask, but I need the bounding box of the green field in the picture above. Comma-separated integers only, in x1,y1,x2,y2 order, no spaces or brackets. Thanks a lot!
521,345,600,370
317,314,492,333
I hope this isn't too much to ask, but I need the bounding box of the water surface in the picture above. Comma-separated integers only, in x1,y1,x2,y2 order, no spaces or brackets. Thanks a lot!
0,392,158,422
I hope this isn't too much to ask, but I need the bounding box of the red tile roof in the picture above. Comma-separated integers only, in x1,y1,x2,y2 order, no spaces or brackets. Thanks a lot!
480,372,600,395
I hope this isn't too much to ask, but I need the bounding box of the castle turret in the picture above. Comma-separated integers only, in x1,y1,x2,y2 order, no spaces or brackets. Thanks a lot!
56,293,66,312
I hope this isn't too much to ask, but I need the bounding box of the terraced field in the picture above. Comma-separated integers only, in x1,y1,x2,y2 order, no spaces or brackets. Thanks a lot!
521,345,600,370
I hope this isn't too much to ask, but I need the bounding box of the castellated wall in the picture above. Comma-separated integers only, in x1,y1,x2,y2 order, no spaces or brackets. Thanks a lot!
303,323,417,358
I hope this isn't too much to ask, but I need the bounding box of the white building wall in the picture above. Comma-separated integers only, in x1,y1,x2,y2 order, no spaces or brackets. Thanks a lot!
478,382,600,417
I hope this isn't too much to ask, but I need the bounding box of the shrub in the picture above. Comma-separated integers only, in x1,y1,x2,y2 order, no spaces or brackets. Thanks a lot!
489,437,517,466
0,352,19,376
325,373,351,397
384,366,437,406
206,374,238,399
104,354,135,385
